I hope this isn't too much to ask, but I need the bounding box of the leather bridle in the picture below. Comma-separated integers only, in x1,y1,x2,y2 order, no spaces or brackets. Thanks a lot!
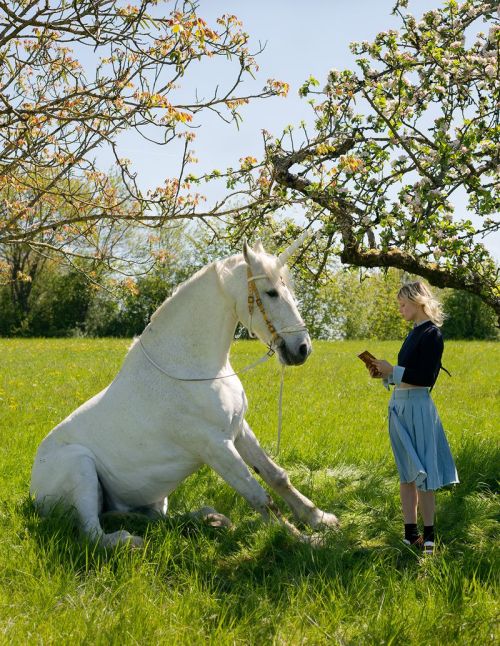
246,266,307,346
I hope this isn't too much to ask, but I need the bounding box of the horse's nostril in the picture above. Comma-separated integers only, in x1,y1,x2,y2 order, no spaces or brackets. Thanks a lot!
299,343,308,357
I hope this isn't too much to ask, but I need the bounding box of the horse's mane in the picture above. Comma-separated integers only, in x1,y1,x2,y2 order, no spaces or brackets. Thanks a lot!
149,261,217,324
127,262,217,353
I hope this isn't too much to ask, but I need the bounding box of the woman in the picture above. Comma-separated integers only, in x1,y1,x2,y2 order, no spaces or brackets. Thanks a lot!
372,281,459,555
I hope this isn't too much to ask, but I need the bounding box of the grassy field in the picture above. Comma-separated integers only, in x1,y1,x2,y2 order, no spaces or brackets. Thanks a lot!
0,338,498,645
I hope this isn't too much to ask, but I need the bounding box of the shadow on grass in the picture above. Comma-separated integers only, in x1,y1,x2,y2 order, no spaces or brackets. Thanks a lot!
17,437,498,598
18,496,239,573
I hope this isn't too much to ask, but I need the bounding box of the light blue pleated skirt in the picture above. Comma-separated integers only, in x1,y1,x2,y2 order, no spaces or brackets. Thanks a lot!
388,388,459,491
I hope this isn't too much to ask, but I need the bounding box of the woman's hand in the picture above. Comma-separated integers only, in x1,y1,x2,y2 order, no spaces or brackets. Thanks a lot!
372,359,393,378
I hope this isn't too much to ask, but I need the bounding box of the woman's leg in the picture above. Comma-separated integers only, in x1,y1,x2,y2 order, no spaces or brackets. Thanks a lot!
400,482,418,523
417,490,435,552
417,490,435,525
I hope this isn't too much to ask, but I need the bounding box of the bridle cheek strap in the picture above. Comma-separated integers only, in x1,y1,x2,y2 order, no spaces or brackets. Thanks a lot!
247,268,281,345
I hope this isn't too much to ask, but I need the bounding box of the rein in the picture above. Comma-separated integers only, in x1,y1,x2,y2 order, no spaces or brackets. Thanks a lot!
139,337,275,382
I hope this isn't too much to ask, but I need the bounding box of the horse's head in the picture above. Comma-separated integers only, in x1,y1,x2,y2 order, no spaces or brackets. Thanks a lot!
229,237,312,366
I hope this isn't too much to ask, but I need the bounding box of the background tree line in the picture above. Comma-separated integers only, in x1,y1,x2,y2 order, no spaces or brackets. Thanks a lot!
0,220,496,340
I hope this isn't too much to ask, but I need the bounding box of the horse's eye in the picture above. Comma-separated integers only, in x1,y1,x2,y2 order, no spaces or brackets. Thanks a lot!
266,289,279,298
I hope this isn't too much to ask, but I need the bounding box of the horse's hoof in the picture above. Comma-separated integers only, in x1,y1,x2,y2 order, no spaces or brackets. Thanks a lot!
299,532,325,548
309,532,326,548
127,535,145,549
205,513,233,529
191,506,232,529
102,529,144,549
311,511,339,530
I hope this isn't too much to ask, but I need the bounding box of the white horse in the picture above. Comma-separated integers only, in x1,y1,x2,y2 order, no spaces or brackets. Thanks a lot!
30,236,338,547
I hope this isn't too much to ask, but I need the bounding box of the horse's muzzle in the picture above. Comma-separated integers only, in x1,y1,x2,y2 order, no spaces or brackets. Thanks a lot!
276,335,312,366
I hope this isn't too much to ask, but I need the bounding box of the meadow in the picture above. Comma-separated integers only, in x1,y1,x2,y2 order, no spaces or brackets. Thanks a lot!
0,338,498,645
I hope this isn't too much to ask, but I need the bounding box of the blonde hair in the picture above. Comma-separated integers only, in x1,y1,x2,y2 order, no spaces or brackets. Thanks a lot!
398,281,444,327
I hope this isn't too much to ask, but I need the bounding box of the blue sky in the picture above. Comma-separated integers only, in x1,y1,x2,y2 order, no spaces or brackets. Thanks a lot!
97,0,499,258
115,0,444,180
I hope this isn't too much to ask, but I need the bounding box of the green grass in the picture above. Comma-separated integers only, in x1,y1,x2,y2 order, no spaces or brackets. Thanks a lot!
0,338,498,645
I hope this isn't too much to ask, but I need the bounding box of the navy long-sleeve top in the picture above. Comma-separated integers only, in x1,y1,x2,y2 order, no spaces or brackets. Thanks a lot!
389,320,444,388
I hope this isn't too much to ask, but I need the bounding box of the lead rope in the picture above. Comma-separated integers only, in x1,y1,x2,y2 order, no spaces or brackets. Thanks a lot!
276,364,285,455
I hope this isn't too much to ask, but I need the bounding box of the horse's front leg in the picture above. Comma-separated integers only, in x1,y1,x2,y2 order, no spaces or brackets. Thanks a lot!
203,435,306,541
235,420,339,530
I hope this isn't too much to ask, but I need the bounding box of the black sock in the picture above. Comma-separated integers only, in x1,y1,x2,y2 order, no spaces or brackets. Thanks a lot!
423,525,435,542
404,523,420,543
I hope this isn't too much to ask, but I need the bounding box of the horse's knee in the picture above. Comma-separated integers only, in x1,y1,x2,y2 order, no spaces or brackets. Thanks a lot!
271,468,290,491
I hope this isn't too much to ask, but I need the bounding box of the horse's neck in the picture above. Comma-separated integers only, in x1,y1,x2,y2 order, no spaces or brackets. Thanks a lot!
140,264,238,374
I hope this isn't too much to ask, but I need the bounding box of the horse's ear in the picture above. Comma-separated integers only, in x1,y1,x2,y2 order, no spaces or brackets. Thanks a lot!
243,239,257,267
254,240,265,254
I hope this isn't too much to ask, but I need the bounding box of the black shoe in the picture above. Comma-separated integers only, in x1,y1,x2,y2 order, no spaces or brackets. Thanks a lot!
402,535,423,548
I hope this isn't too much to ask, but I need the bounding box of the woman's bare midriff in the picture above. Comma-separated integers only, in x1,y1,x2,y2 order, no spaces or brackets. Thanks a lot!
398,382,428,389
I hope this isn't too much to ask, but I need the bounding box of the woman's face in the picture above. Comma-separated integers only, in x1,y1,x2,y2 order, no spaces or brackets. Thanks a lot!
397,296,424,322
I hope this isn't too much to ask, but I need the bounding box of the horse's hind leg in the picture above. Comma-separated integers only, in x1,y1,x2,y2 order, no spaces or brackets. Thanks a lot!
235,421,339,529
31,443,143,548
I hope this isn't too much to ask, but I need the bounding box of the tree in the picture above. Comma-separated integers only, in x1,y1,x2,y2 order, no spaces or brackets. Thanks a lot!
0,0,288,280
442,289,498,338
294,267,412,340
0,240,48,320
0,259,93,336
28,267,92,337
214,0,499,320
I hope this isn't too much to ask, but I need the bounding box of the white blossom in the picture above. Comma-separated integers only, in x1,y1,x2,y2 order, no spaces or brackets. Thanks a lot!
485,65,496,78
